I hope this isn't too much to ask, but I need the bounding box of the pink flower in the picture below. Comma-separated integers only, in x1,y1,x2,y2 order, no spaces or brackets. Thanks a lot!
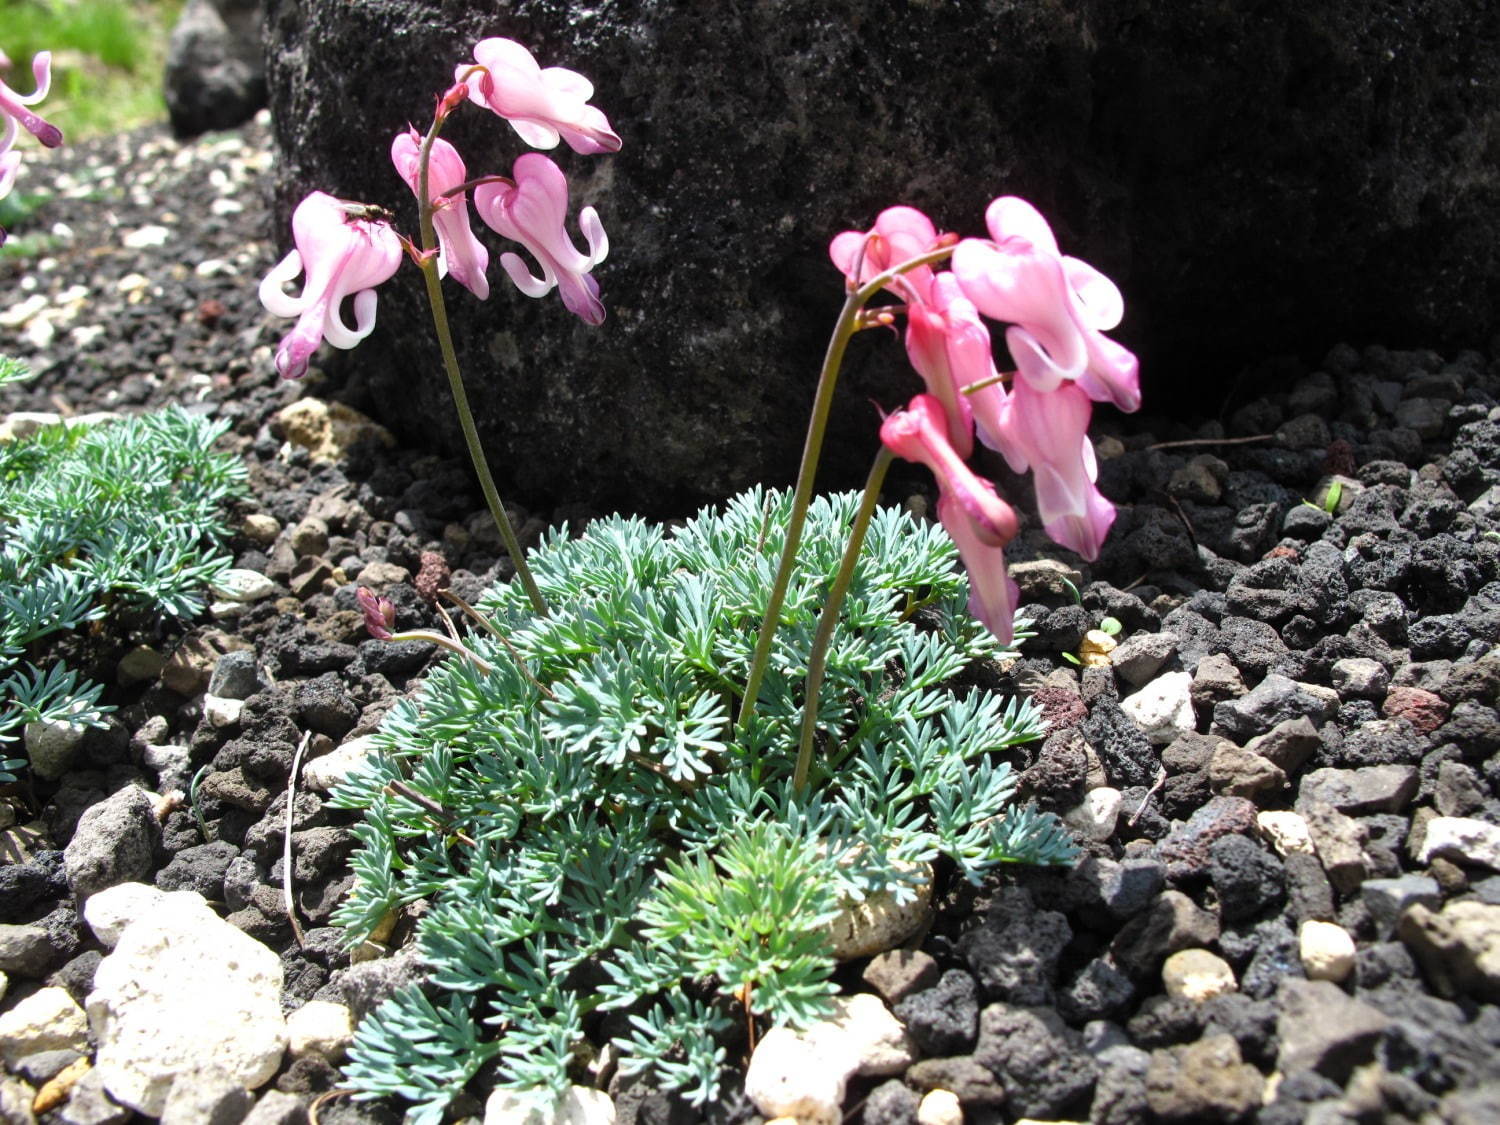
457,37,621,155
990,376,1115,560
882,395,1022,644
390,129,490,300
903,272,1010,459
0,50,62,151
0,148,17,202
938,493,1021,647
473,153,609,325
829,205,941,304
952,195,1140,411
258,191,404,380
880,394,1018,548
356,587,397,640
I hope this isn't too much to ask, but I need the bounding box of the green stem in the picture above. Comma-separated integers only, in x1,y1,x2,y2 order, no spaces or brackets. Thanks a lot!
792,446,892,791
736,244,955,731
415,116,548,617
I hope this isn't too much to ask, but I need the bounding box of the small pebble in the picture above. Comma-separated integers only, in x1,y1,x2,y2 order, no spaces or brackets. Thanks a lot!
1161,948,1236,1002
917,1088,963,1125
1299,919,1356,982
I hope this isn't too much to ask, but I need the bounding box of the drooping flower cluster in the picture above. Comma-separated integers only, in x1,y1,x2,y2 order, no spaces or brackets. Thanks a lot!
832,197,1140,644
260,37,619,380
0,49,63,246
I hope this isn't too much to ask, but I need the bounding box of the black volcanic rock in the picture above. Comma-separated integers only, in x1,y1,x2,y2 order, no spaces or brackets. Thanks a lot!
263,0,1500,513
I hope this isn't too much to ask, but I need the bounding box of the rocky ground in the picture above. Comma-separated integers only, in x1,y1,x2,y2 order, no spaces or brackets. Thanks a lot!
1,115,1498,1124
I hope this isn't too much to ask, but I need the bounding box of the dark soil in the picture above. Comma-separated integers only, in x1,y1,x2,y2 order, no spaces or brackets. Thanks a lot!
2,116,1499,1124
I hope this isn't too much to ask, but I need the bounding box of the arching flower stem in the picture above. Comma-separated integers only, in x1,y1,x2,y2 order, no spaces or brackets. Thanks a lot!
792,445,894,791
414,111,549,617
736,243,955,732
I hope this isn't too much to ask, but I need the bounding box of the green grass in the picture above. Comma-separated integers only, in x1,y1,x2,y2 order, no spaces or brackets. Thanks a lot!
3,0,181,140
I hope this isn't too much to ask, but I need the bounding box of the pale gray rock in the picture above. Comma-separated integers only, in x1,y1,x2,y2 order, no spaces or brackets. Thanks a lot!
86,891,286,1116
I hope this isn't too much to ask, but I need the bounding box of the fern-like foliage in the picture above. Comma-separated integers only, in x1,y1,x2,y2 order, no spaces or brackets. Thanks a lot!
334,488,1073,1118
0,404,247,779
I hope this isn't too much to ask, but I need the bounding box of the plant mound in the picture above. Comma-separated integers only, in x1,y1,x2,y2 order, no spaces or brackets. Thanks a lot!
0,404,245,779
331,488,1077,1120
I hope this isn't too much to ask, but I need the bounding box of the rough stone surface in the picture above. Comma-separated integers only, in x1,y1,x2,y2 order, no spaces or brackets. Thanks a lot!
1276,978,1390,1082
1397,900,1500,1002
804,993,916,1079
973,1002,1097,1120
485,1085,616,1125
1144,1033,1262,1121
86,888,286,1116
63,786,161,900
743,1026,850,1125
0,987,89,1066
1419,816,1500,871
264,0,1500,513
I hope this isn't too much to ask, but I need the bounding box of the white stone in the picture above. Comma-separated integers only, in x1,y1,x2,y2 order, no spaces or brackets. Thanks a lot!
70,323,105,348
0,410,60,441
1119,671,1196,744
1419,816,1500,871
122,224,171,248
0,971,7,1003
484,1085,616,1125
210,568,277,603
286,1000,354,1061
23,315,54,349
84,882,174,947
744,1026,851,1124
1299,920,1356,982
803,993,916,1078
0,1076,35,1124
302,735,380,793
917,1088,963,1125
0,294,46,327
1161,948,1236,1002
1257,811,1315,857
140,744,190,784
87,889,286,1115
22,713,90,781
827,861,933,960
202,695,244,729
1063,787,1122,842
0,986,89,1064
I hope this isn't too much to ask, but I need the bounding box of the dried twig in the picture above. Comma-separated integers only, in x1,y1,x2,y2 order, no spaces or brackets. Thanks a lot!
1128,766,1168,828
284,730,312,949
1145,433,1272,452
440,589,555,700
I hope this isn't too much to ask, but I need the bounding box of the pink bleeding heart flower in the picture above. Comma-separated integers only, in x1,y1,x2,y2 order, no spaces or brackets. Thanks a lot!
903,272,1012,459
937,493,1022,647
473,153,609,326
991,375,1116,560
829,205,942,304
880,394,1019,549
0,147,18,203
390,129,490,300
258,191,403,380
953,196,1140,411
881,395,1022,644
0,50,62,151
356,587,397,641
457,37,621,155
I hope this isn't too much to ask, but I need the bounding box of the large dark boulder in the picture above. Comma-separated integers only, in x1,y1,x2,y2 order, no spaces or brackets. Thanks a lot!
263,0,1500,515
165,0,266,136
